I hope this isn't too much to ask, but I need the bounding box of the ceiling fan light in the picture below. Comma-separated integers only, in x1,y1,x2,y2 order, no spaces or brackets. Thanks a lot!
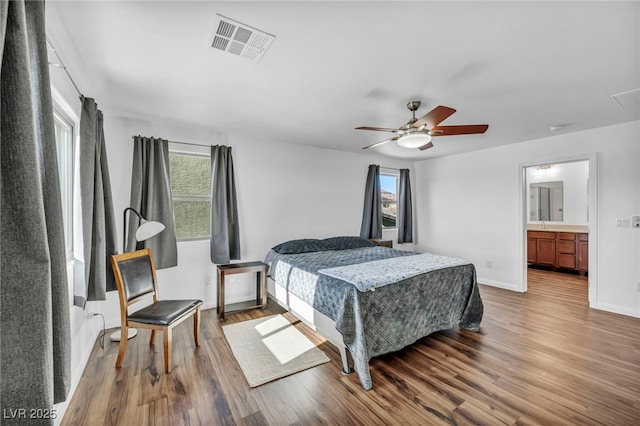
397,133,431,149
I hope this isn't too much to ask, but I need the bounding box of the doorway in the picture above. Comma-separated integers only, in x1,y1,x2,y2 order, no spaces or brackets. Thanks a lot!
520,154,597,305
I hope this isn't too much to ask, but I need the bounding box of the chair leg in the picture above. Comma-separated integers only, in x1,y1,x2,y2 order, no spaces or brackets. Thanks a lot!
149,330,157,346
194,308,201,347
115,326,129,368
164,328,172,373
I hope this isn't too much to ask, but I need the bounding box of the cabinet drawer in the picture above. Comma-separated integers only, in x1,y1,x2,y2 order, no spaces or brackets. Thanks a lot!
557,254,576,269
528,231,555,239
578,233,588,242
557,232,576,241
557,240,576,254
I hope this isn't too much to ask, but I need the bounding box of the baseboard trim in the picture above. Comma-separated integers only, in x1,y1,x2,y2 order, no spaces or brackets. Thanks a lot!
477,277,522,292
54,321,102,425
590,301,640,318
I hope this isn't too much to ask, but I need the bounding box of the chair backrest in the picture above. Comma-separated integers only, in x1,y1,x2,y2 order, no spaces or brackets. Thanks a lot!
111,248,158,307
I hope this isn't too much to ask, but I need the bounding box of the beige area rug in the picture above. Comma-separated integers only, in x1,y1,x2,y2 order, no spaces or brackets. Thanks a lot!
222,314,330,387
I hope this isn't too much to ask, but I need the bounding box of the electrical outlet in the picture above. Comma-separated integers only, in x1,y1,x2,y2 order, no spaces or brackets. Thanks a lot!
485,260,493,269
86,312,96,319
632,216,640,228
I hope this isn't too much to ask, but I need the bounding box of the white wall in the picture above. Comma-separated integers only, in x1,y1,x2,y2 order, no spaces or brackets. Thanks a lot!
100,117,416,324
50,97,415,419
414,121,640,317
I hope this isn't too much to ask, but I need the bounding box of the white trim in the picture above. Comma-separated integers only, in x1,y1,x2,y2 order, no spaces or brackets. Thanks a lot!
477,277,522,292
518,153,598,304
53,324,101,426
591,302,640,319
168,147,209,157
51,86,80,124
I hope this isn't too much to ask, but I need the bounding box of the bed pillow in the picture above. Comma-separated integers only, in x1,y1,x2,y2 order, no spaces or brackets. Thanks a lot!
323,236,376,251
271,238,329,254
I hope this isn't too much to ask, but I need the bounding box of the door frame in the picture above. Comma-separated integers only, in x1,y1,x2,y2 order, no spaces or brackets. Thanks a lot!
518,153,598,304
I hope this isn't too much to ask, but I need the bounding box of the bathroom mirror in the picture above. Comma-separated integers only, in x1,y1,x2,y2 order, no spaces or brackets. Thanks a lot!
530,181,563,222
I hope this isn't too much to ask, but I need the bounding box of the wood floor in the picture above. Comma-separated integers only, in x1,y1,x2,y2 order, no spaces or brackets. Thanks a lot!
62,269,640,425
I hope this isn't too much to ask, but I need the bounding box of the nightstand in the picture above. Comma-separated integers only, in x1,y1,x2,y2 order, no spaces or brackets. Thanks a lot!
369,239,393,248
216,261,268,320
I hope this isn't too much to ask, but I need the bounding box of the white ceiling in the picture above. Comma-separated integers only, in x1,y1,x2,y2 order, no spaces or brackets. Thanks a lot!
46,1,640,159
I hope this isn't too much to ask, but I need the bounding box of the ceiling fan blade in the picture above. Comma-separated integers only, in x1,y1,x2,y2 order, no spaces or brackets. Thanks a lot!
413,105,456,129
431,124,489,136
418,141,434,151
361,136,399,150
355,126,400,133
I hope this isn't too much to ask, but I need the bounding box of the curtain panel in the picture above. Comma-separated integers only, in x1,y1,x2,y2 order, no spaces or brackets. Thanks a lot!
397,168,413,243
210,145,240,264
359,164,382,239
0,0,71,416
75,97,118,307
129,136,177,269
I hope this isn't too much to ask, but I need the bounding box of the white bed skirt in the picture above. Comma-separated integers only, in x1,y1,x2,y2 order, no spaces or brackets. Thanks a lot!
268,277,351,374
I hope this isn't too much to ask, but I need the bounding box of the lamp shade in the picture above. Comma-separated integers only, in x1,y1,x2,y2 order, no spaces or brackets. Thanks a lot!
397,132,432,149
135,219,165,242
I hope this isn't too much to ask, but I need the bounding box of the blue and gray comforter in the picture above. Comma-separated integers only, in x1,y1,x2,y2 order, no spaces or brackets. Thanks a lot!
267,246,483,390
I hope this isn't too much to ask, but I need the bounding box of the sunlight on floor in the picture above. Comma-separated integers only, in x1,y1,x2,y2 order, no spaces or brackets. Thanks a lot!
254,315,317,365
254,314,291,336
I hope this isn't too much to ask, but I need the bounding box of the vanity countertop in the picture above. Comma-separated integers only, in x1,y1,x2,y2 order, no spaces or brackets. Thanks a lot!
527,224,589,233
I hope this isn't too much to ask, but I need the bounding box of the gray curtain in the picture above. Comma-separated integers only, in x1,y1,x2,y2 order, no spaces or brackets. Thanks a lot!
397,168,413,243
210,145,240,264
75,97,118,307
359,164,382,239
0,0,71,416
129,136,177,269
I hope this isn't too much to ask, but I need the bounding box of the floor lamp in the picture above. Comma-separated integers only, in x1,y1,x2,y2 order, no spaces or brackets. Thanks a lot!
110,207,165,342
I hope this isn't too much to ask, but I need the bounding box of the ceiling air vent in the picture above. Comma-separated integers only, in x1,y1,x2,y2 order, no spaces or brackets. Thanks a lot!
611,88,640,109
211,14,275,62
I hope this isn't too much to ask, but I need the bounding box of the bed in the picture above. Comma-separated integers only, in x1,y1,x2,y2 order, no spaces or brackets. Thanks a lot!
265,236,483,390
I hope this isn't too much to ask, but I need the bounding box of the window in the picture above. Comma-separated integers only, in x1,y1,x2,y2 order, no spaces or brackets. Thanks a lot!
169,151,211,240
53,110,74,258
380,172,398,228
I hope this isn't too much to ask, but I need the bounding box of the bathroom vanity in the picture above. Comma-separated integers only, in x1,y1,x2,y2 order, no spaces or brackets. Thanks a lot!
527,226,588,275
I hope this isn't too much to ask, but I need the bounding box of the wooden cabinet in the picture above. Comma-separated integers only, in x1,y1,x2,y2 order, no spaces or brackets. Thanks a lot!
527,230,588,275
527,238,537,264
556,233,576,269
577,233,589,274
528,231,556,266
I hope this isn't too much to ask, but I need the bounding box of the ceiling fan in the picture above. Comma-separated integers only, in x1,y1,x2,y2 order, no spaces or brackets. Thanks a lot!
357,101,489,151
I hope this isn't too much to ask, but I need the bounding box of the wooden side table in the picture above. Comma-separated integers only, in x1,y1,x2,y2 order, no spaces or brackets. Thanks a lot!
369,239,393,248
216,261,268,320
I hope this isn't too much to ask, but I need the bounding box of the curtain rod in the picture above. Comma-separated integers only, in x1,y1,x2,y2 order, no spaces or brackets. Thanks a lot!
46,36,83,99
132,136,211,148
